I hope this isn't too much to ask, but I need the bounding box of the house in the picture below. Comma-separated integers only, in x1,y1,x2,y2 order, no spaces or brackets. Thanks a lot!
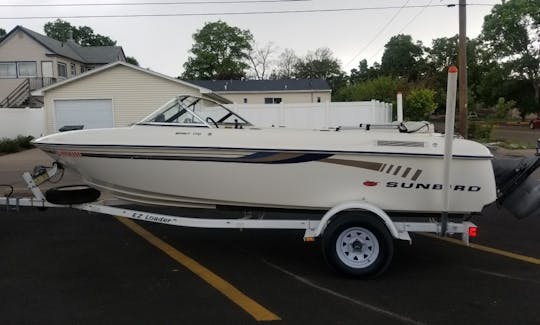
32,61,226,135
0,25,126,108
187,79,332,104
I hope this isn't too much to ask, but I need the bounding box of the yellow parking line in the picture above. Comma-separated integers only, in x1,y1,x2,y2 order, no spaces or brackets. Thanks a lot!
421,233,540,265
116,217,281,322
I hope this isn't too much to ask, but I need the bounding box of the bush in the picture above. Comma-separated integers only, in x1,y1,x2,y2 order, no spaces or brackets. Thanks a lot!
16,135,35,149
334,76,407,103
495,97,516,119
405,88,437,121
0,135,35,153
0,138,20,153
468,122,493,141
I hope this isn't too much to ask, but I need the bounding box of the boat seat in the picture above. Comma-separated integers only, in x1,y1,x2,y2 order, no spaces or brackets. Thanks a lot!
154,113,165,122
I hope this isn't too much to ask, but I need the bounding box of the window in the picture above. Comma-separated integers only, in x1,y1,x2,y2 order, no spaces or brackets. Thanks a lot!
0,62,16,78
264,97,282,104
58,62,67,78
0,62,38,78
80,66,85,74
70,63,76,76
17,62,37,77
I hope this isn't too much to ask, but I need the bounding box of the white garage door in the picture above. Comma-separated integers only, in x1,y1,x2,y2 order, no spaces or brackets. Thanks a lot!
54,99,113,131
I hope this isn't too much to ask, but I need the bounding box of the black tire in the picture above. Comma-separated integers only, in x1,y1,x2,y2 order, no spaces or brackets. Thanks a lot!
322,214,394,278
45,185,101,204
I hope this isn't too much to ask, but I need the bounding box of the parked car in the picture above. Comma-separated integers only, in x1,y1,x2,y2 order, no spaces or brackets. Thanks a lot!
529,118,540,129
468,112,478,119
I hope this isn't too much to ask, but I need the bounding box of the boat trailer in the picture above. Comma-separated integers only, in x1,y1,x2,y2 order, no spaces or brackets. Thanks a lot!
1,164,478,278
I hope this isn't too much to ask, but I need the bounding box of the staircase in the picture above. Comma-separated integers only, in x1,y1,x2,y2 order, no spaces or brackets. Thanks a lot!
0,79,30,107
0,77,56,108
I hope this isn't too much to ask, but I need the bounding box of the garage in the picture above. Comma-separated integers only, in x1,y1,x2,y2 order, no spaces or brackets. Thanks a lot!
34,62,222,135
54,99,113,132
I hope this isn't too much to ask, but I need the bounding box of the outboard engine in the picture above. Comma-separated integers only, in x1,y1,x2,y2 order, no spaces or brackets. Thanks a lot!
492,140,540,219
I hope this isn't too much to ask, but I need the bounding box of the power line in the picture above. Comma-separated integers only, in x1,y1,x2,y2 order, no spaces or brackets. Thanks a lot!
0,0,309,8
344,0,410,69
366,0,434,63
0,3,496,20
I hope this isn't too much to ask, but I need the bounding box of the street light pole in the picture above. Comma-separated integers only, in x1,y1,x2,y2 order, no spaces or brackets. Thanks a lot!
458,0,468,137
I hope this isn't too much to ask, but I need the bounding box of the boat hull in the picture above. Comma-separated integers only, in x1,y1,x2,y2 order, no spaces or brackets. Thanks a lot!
38,144,497,213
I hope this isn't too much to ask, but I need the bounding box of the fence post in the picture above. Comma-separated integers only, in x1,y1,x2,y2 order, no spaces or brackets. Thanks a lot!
397,92,403,122
279,102,284,127
324,101,329,129
372,100,378,123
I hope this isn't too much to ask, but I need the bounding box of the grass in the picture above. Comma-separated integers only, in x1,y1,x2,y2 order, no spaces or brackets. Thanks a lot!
467,119,539,150
493,141,537,150
0,135,35,154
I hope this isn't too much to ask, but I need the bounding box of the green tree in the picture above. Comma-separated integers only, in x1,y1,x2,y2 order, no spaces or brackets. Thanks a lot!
294,47,345,92
405,88,437,121
294,47,342,79
44,19,116,46
182,21,253,80
474,56,506,106
481,0,540,109
423,35,486,109
349,59,381,84
126,56,139,66
380,34,424,81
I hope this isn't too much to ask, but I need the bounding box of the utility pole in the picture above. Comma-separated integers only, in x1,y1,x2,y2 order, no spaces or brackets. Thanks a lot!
458,0,468,137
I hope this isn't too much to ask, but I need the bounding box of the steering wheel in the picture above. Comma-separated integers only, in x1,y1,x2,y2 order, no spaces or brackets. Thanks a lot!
206,117,219,128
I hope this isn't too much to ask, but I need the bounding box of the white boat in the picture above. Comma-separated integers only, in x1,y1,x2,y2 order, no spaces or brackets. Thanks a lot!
33,95,540,218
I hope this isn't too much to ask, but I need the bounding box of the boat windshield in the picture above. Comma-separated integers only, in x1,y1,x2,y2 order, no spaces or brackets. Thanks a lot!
138,95,252,128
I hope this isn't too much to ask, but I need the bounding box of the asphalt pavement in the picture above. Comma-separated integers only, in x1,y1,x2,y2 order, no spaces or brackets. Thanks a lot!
1,206,539,325
1,140,540,325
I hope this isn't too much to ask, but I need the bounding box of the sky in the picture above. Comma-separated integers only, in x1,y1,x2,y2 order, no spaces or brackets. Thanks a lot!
0,0,501,78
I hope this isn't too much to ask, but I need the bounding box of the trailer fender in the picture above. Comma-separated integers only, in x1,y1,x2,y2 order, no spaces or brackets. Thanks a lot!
307,202,411,242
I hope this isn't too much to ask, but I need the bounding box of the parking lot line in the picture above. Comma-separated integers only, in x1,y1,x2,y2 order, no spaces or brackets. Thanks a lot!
116,217,281,322
421,233,540,265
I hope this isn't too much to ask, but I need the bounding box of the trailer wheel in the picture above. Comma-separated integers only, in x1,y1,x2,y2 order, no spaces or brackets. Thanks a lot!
322,215,393,278
45,185,100,204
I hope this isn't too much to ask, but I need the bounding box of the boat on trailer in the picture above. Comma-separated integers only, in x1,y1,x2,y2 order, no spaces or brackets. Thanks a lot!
33,95,500,214
3,93,540,278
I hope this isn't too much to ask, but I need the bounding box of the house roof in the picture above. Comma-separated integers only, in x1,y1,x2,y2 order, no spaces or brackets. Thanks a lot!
0,25,124,64
31,61,231,103
186,79,332,93
74,46,124,64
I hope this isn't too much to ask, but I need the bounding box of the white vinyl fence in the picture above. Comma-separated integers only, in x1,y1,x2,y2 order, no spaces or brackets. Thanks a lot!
226,100,392,129
0,101,392,139
0,107,44,138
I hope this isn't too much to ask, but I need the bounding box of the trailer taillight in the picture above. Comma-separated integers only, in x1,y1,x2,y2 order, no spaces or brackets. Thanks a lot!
468,227,478,238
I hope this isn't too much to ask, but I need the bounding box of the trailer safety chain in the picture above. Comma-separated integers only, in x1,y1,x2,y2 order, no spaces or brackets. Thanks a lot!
1,184,14,198
1,185,17,212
